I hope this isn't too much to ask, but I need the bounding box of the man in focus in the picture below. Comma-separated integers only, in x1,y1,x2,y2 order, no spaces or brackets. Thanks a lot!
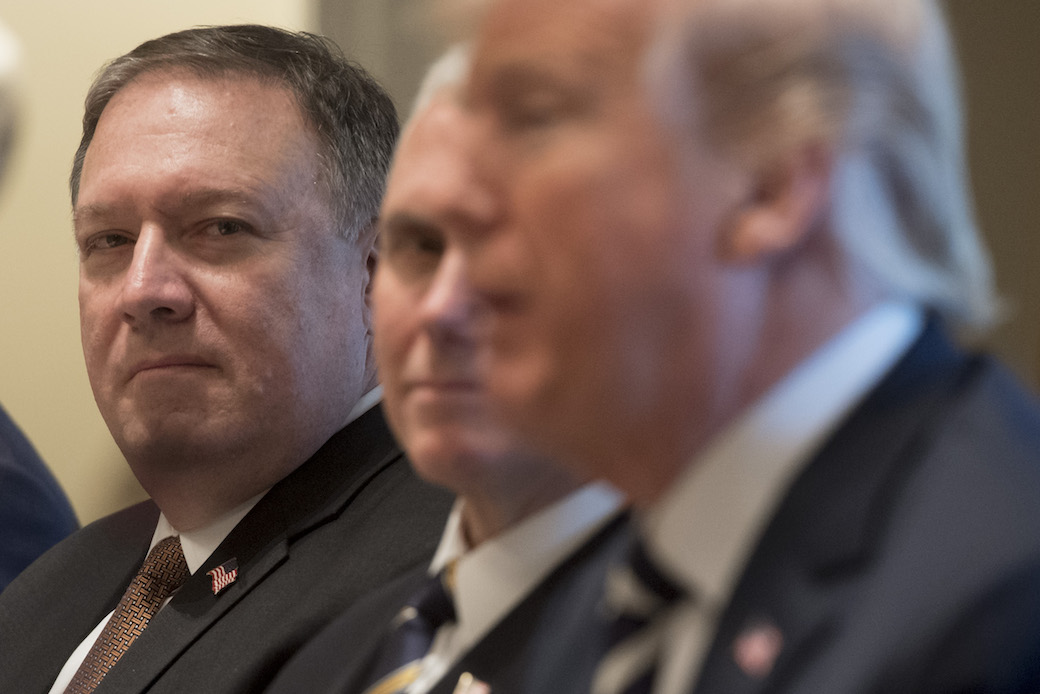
0,25,451,694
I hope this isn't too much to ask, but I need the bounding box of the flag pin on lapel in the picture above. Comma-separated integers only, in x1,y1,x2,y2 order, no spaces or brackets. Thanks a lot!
732,619,783,679
207,558,239,596
452,672,490,694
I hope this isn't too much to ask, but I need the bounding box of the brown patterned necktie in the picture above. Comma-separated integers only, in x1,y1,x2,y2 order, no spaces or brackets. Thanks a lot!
65,536,190,694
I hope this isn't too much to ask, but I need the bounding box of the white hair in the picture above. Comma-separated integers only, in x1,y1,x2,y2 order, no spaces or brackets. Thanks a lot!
649,0,997,329
408,43,472,121
0,17,21,185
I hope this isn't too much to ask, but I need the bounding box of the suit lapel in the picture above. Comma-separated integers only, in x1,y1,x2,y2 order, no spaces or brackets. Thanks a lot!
693,321,973,694
94,406,402,693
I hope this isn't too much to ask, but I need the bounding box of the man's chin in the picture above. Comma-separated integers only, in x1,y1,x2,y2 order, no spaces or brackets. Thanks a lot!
111,414,240,465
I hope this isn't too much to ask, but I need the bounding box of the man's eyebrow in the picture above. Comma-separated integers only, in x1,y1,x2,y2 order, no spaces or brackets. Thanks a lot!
177,187,258,209
73,202,120,230
73,187,265,229
379,211,440,238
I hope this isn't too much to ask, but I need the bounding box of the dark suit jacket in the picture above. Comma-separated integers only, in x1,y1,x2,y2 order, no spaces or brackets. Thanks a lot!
273,323,1040,694
689,321,1040,693
0,402,78,591
0,405,454,694
265,511,631,694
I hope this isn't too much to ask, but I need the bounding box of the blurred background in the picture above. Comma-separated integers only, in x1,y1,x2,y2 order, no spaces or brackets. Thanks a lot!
0,0,1036,525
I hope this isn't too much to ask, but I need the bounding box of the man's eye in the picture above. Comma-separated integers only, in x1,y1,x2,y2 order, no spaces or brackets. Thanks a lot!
84,233,132,253
381,221,447,278
501,95,564,131
412,233,445,256
383,220,445,259
213,219,246,236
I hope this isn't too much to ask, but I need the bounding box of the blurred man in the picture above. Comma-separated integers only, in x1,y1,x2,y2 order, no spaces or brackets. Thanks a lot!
268,47,626,694
0,25,451,693
460,0,1040,691
0,16,78,591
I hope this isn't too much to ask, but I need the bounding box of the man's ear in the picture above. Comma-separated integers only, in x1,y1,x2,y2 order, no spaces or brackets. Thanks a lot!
359,217,380,301
721,144,832,264
354,218,380,341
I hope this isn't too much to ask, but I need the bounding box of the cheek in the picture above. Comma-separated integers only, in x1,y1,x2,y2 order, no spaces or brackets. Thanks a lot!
371,278,415,382
517,153,683,348
78,282,116,382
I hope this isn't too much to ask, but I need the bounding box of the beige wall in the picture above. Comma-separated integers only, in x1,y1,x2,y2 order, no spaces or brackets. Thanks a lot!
0,0,316,526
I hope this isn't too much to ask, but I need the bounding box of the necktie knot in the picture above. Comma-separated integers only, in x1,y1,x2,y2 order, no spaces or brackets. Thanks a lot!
362,567,457,694
134,536,191,597
606,538,686,627
594,538,687,694
409,570,456,627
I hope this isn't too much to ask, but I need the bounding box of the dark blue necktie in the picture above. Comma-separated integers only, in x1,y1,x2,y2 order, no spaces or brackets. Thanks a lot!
361,568,457,694
594,539,686,694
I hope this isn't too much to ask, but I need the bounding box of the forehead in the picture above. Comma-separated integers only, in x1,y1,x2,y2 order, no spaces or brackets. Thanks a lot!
96,69,307,141
78,70,321,207
471,0,661,82
386,96,465,192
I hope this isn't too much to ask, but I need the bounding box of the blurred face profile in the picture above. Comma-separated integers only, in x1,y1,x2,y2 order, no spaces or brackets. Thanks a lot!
463,0,750,501
374,91,552,497
75,70,375,485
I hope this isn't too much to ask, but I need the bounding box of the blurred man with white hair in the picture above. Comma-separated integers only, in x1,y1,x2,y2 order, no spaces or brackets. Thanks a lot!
0,16,79,591
456,0,1040,690
267,46,627,694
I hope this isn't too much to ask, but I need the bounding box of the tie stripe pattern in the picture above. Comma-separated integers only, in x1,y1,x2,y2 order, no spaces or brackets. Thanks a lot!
65,536,189,694
361,568,456,694
593,539,686,694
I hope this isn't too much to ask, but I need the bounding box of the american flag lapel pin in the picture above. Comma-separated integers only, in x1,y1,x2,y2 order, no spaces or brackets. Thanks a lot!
732,618,784,680
207,558,239,596
452,673,490,694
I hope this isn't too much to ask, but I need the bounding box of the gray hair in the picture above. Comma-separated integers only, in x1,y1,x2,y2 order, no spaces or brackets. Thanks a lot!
650,0,997,329
69,24,399,241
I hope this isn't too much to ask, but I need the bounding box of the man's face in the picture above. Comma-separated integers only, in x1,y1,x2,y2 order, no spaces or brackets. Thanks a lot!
75,71,375,488
464,0,751,502
374,91,559,499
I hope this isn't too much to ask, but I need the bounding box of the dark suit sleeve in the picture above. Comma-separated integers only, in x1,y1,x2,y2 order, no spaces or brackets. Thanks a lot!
0,402,79,590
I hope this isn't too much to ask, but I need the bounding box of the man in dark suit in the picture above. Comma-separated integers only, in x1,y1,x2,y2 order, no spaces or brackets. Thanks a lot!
0,25,452,693
267,47,627,694
449,0,1040,691
0,17,79,591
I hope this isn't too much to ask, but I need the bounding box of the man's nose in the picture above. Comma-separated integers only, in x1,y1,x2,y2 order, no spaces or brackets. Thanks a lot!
118,226,194,325
420,252,487,344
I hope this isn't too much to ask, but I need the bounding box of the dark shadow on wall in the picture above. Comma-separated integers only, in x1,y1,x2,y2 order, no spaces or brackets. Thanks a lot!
945,0,1040,388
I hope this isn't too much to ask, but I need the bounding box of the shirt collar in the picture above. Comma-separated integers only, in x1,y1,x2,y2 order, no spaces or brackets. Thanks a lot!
347,385,383,426
150,491,265,575
431,482,624,639
643,301,924,611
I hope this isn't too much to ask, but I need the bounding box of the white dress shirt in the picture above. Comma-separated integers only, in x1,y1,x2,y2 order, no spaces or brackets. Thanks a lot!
48,387,384,693
641,302,924,694
407,482,625,694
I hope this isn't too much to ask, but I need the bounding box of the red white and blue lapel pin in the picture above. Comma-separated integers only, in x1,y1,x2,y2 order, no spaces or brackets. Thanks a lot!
732,618,784,679
207,558,239,596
